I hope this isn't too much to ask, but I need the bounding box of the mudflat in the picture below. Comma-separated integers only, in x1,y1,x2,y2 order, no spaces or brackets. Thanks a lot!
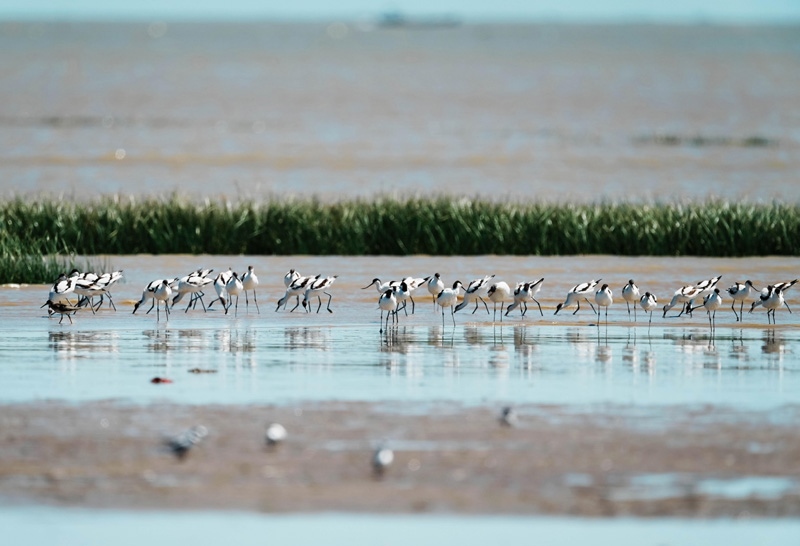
2,401,799,516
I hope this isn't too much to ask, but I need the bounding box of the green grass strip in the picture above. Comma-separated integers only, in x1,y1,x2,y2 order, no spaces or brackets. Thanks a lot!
1,197,798,259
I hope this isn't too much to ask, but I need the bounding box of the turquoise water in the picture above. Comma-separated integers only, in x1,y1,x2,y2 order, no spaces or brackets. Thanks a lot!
3,506,799,546
2,254,799,409
1,321,798,409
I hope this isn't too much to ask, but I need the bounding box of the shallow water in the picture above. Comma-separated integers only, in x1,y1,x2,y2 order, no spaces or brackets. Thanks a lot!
1,22,797,203
3,506,800,546
2,254,798,409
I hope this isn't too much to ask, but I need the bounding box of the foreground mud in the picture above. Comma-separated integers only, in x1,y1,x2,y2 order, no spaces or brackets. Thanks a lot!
1,402,799,516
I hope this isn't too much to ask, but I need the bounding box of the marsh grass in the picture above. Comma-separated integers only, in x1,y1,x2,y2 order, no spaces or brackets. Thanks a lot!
1,197,798,259
0,232,98,284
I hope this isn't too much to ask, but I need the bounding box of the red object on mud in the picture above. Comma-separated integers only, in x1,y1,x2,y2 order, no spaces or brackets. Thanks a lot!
151,377,173,384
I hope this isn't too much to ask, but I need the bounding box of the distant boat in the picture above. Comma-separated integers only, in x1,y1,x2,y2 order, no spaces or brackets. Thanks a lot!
377,11,461,28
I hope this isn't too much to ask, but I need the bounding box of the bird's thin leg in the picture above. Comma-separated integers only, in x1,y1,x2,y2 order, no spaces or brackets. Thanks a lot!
325,292,333,313
731,301,738,322
451,306,456,327
533,298,543,316
316,295,323,314
626,301,630,316
573,301,581,315
146,300,155,314
253,291,260,314
410,296,415,314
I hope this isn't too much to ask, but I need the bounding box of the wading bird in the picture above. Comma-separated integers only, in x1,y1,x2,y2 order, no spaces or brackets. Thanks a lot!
454,275,494,314
621,279,640,320
277,274,319,312
693,288,723,332
437,280,464,327
302,275,338,313
727,280,756,322
662,284,703,318
378,288,398,333
487,281,511,322
241,265,260,314
639,292,658,330
594,284,613,325
426,273,444,311
554,279,601,316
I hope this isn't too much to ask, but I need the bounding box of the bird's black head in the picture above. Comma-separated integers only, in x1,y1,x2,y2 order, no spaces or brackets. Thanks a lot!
629,279,635,285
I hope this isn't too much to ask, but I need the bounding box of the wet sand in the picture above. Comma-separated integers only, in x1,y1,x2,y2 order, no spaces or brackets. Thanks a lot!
2,401,799,516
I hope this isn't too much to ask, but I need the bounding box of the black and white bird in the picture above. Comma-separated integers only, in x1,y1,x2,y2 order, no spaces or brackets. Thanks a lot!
454,275,494,314
554,279,601,316
727,280,756,322
278,274,319,312
133,278,177,315
241,265,260,314
378,288,398,333
692,288,723,331
594,284,613,325
436,280,464,327
639,292,658,329
750,279,797,315
302,275,338,313
662,284,703,318
487,281,511,322
172,270,214,313
426,273,445,311
44,273,77,308
505,278,545,318
621,279,640,320
753,285,785,324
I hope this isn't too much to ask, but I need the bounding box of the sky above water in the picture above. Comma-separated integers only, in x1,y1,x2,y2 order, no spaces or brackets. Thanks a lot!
2,0,800,22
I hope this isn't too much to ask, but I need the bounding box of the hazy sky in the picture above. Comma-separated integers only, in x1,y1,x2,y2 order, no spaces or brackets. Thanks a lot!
2,0,800,22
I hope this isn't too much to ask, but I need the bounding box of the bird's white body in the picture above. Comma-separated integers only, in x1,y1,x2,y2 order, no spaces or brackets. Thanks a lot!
621,279,640,319
455,274,494,314
727,280,755,321
153,280,172,321
172,272,213,311
265,423,287,446
378,288,398,332
487,281,511,322
241,265,261,314
224,272,244,315
662,285,703,317
303,275,338,313
426,273,445,310
640,292,658,313
48,274,76,305
372,445,394,476
697,288,723,330
555,279,600,315
437,281,463,327
594,284,613,323
278,274,319,312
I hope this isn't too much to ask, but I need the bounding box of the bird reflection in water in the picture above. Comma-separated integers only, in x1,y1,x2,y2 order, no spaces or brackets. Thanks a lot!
284,327,330,352
49,330,120,357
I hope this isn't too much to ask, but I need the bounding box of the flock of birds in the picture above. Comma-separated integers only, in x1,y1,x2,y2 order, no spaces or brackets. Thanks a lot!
42,267,797,331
